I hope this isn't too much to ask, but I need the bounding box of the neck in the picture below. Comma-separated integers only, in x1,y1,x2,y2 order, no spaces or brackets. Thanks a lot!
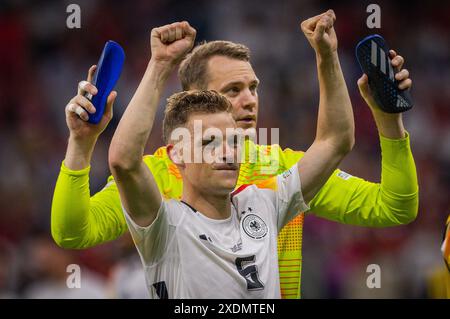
182,186,231,220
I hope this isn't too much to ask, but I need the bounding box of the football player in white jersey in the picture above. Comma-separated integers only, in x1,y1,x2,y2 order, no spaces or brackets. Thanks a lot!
108,13,354,298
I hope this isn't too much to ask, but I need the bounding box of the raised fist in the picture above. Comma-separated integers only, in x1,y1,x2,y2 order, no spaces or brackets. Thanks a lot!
300,10,338,58
150,21,197,66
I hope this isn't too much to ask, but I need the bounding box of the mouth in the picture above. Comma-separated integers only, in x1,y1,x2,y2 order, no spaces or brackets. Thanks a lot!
212,163,239,171
236,115,256,124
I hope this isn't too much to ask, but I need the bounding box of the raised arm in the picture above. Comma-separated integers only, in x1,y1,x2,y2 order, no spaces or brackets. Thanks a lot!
293,50,418,226
51,65,122,248
297,10,355,203
108,22,196,227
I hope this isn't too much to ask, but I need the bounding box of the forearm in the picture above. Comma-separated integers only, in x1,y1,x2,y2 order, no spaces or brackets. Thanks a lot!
109,61,172,169
109,60,168,225
315,52,354,151
296,53,354,202
379,132,418,213
371,110,406,139
343,133,417,225
64,135,97,170
309,133,418,226
51,162,93,247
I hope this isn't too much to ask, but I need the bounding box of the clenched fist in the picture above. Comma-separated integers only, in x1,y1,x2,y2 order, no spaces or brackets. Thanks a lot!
300,10,337,58
150,21,196,66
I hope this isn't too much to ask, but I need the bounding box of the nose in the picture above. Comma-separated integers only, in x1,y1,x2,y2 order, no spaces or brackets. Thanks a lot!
223,141,236,163
239,88,257,112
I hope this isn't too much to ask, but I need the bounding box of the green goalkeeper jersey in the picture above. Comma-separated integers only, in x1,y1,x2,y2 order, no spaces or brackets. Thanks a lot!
51,133,418,298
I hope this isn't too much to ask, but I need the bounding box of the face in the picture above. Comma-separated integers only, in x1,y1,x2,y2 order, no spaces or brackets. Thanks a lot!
169,112,241,196
206,56,259,130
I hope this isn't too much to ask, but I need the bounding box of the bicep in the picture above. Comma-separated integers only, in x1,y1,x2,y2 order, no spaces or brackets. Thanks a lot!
297,140,345,203
308,169,360,220
86,182,129,246
114,161,162,227
51,168,129,249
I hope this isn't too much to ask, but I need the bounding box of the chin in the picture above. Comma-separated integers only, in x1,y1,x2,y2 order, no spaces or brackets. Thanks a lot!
223,186,237,195
216,178,238,194
217,171,238,182
207,185,235,196
237,121,256,130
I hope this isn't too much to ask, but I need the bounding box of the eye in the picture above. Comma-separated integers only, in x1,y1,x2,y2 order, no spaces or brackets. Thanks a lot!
249,82,259,95
202,136,215,146
225,86,240,96
202,135,222,148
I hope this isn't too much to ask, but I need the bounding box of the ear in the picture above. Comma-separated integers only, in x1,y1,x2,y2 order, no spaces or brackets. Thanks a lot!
167,144,185,167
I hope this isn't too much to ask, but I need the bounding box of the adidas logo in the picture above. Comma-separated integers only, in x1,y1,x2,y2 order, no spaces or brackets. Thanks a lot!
371,40,395,82
396,95,409,108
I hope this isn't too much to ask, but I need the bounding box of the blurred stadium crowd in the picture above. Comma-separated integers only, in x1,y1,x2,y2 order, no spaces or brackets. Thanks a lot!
0,0,449,298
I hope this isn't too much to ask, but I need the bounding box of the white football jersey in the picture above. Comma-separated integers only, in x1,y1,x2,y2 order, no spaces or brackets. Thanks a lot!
123,165,309,299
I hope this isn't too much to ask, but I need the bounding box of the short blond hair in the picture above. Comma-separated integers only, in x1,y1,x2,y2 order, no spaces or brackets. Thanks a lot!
163,90,232,143
178,40,251,90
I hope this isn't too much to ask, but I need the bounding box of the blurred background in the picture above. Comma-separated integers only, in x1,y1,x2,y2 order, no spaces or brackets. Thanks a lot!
0,0,449,298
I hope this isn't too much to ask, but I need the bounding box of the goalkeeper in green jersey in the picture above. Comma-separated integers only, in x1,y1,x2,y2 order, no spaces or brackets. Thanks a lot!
52,11,418,298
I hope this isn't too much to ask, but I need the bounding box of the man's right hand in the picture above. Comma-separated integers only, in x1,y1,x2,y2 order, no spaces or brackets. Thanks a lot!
65,65,117,142
300,10,337,59
150,21,196,67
